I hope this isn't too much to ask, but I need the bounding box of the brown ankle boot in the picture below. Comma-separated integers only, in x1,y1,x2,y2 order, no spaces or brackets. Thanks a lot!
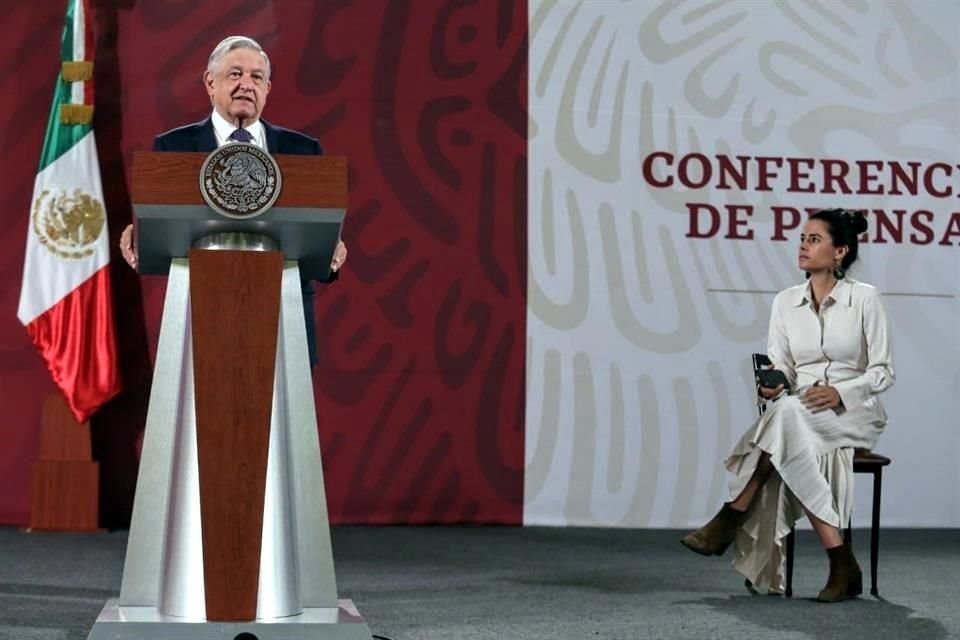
680,504,747,556
816,542,863,602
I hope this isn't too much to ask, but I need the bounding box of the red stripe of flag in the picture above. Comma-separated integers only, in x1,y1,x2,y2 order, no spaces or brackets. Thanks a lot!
23,266,121,423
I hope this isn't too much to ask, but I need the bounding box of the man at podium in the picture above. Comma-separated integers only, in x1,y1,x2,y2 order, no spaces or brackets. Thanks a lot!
119,35,346,365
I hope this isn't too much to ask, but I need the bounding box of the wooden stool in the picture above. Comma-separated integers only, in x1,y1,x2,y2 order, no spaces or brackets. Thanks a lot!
783,448,891,597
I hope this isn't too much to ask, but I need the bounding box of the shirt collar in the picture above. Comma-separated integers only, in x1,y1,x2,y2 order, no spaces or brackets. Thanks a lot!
210,109,264,148
792,277,855,307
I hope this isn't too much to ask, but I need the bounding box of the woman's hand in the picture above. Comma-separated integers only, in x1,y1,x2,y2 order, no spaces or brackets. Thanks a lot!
758,384,784,399
802,384,841,413
119,224,137,270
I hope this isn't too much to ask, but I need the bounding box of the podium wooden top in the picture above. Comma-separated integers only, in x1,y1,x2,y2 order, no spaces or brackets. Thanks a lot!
132,151,347,208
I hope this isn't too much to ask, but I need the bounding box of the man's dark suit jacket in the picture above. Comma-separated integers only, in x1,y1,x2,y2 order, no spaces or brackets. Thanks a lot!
153,117,332,367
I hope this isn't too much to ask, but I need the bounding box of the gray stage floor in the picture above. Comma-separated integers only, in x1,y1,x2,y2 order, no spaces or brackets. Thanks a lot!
0,526,957,640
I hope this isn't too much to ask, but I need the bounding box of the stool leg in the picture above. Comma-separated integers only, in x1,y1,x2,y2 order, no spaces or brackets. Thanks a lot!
871,469,882,596
785,528,795,598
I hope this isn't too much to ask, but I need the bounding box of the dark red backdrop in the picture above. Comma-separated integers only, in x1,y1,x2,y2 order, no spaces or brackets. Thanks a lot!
0,0,527,527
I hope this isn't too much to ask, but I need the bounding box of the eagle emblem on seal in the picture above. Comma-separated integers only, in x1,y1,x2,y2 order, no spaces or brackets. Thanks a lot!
200,143,281,219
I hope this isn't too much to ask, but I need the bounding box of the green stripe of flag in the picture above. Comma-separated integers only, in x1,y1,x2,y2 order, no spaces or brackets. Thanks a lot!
38,76,91,172
60,0,76,63
41,0,90,172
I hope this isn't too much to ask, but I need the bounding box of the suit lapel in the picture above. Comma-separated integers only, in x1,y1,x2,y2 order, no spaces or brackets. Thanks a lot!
262,119,280,154
195,117,217,152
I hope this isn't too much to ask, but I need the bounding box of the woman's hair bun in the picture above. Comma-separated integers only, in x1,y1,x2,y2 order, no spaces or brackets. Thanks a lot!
845,210,868,235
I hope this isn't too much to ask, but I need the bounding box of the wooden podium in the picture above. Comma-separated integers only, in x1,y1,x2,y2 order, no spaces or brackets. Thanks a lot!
86,151,372,639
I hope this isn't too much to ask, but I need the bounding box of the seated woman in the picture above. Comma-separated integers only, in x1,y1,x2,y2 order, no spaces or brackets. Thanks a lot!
681,208,894,602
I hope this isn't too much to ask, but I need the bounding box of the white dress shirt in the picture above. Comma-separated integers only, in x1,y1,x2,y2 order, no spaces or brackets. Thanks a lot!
211,109,265,149
767,277,895,422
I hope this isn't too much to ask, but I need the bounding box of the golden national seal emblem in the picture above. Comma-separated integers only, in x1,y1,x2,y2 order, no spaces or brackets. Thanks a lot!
31,188,106,259
199,142,282,219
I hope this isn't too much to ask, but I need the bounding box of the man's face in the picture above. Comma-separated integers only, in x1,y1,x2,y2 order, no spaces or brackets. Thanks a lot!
205,47,271,125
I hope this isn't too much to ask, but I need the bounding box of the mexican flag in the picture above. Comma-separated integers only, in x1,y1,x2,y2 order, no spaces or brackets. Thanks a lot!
17,0,120,423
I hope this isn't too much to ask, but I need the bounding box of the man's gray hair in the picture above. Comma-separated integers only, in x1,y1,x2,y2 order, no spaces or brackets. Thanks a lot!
207,35,271,79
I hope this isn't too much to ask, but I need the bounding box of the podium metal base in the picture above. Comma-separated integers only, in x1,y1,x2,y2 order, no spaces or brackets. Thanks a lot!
86,598,373,640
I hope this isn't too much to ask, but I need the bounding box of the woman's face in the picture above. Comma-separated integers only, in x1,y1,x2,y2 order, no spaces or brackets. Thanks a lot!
798,219,847,273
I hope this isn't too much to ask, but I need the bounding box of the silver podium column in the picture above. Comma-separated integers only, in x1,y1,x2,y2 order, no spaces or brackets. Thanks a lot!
87,257,371,639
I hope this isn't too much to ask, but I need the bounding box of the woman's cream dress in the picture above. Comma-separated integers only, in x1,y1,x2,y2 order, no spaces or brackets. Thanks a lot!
726,278,894,592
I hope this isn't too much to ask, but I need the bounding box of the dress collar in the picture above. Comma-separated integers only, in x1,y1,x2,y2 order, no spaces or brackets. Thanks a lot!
791,277,855,308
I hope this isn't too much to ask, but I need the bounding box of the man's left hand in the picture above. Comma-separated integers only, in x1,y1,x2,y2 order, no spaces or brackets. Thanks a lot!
802,384,841,413
331,240,347,272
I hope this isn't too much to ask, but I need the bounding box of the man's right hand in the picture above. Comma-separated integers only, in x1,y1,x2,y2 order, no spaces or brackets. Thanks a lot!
120,224,138,270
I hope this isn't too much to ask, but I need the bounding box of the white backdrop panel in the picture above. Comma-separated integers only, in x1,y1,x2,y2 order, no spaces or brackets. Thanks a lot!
525,0,960,528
